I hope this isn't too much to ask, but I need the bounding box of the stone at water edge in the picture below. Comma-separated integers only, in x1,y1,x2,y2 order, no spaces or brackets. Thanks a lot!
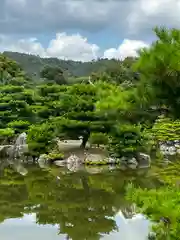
177,149,180,154
66,154,82,164
108,157,117,164
128,158,138,169
54,160,67,167
84,153,106,164
137,153,151,168
0,145,12,158
14,132,27,146
38,154,49,168
160,144,168,151
15,164,28,176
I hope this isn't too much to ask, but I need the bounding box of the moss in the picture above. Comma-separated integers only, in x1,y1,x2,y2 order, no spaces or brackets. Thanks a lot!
85,159,109,165
84,158,120,165
45,150,64,162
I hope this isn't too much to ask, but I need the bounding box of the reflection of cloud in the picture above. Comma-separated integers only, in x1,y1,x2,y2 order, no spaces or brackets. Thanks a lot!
0,214,64,240
102,211,150,240
0,212,150,240
1,214,36,226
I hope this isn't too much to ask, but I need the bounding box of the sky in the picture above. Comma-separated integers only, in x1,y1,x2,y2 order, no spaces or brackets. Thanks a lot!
0,0,179,61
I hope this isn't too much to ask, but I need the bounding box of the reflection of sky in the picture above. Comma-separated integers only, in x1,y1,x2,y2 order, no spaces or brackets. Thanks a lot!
0,214,66,240
102,211,150,240
0,212,150,240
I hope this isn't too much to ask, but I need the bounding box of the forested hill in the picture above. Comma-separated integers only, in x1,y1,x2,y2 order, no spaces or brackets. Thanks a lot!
3,51,126,78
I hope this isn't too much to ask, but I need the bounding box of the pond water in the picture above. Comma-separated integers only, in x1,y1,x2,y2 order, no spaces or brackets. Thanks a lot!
0,162,161,240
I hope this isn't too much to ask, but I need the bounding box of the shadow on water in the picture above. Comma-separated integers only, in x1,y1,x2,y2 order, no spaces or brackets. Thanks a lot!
0,159,162,240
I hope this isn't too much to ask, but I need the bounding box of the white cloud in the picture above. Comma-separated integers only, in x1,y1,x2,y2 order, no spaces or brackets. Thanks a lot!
103,39,149,60
0,33,100,61
0,33,149,61
46,33,100,61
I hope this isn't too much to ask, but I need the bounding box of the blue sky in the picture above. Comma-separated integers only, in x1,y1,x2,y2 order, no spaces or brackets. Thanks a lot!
0,0,179,61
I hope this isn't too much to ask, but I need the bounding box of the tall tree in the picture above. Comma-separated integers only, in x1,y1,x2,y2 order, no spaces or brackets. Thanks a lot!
134,26,180,117
40,65,67,85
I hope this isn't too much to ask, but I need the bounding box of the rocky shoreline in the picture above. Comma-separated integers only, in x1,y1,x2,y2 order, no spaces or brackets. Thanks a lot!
4,132,179,171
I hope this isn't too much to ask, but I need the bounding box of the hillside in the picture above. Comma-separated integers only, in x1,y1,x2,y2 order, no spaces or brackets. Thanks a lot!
3,51,123,79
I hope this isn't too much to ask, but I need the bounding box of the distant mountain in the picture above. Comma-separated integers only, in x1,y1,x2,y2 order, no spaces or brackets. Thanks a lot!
3,51,122,79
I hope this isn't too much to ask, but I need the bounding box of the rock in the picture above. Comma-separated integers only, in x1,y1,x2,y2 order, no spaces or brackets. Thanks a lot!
166,140,173,146
169,146,176,151
85,166,104,174
15,132,27,146
67,162,82,172
137,153,151,168
65,154,82,172
120,156,128,163
175,143,180,148
66,154,81,164
128,158,138,169
38,154,49,168
160,144,168,151
177,149,180,154
108,165,117,171
0,145,11,158
168,146,176,155
84,153,107,165
108,157,117,164
15,164,28,176
54,160,67,167
0,133,29,160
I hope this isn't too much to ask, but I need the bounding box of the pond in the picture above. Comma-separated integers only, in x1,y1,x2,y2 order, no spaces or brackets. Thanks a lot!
0,161,161,240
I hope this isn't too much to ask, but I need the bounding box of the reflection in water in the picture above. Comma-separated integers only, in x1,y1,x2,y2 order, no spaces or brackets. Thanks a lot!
0,161,160,240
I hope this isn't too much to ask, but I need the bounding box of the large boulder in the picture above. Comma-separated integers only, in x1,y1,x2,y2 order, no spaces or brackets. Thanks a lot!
66,154,82,172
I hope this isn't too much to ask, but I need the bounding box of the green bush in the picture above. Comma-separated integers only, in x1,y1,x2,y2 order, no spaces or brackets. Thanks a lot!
152,116,180,142
127,183,180,239
0,128,15,144
108,123,147,158
27,122,56,156
7,120,30,133
89,132,109,146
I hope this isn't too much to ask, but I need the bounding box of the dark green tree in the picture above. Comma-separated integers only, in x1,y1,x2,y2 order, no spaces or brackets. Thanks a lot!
40,65,67,85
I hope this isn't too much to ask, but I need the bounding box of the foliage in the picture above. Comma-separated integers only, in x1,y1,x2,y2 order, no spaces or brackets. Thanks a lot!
40,65,67,85
91,57,139,86
89,132,109,146
7,120,30,133
27,123,56,156
108,124,147,158
127,183,180,239
0,128,15,143
0,165,160,239
4,51,137,80
133,27,180,117
151,116,180,142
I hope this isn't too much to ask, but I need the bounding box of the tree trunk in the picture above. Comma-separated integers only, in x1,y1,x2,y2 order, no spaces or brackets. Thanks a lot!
80,130,90,148
81,136,88,148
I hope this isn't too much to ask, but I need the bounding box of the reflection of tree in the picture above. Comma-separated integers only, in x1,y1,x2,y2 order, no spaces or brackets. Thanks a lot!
0,164,161,239
0,167,29,222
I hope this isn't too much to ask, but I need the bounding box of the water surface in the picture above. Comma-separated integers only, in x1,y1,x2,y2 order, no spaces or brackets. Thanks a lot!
0,163,160,240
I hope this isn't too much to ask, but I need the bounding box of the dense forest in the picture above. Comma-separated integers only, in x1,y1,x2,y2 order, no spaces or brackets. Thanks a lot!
1,26,180,238
3,51,134,82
